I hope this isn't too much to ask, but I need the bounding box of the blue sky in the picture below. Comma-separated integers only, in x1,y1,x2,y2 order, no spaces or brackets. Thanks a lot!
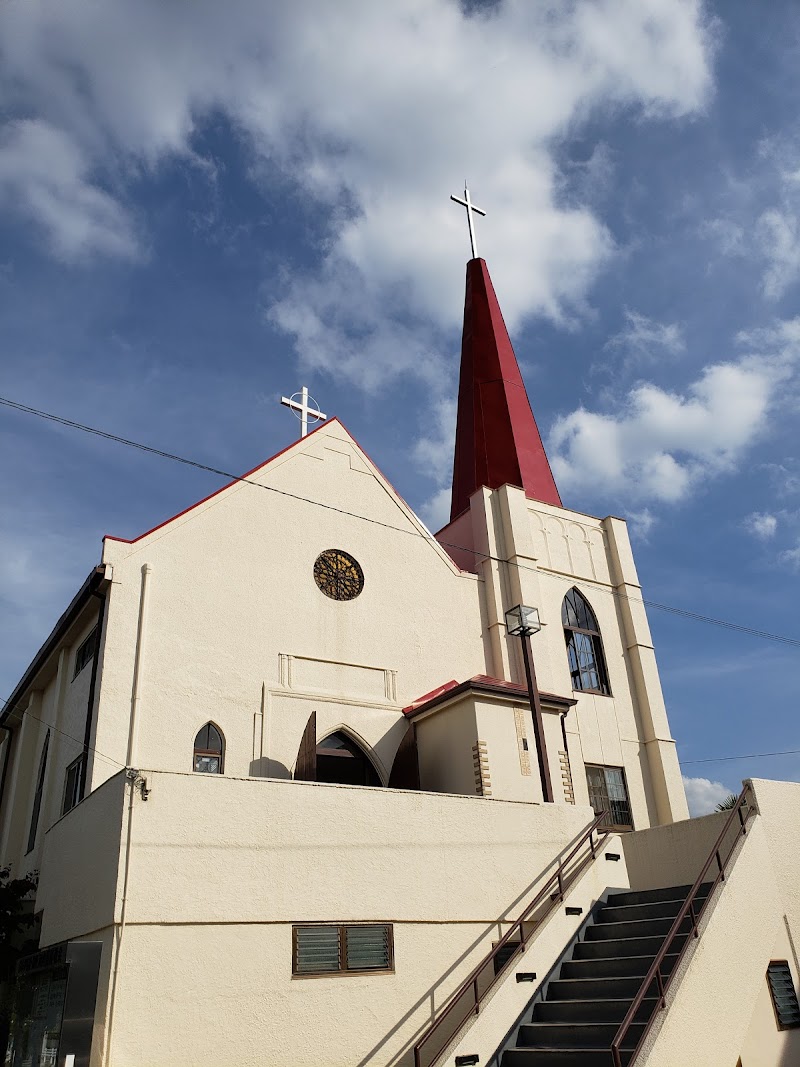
1,0,799,815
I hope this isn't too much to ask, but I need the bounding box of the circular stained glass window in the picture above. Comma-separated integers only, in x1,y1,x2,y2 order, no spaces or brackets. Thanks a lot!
313,549,364,601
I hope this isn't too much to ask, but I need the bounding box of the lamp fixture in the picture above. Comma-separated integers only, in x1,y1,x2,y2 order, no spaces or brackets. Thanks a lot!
504,604,541,637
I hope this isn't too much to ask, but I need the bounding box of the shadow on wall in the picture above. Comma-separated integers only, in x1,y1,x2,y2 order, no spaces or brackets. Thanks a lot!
358,819,614,1067
249,758,291,779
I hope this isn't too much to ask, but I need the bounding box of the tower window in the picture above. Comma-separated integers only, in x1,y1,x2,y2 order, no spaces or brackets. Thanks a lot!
292,924,394,977
562,588,610,695
767,961,800,1029
193,723,224,774
585,765,633,830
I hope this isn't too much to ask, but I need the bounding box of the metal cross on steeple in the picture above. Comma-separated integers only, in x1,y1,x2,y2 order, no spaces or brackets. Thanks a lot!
281,386,327,438
450,183,486,259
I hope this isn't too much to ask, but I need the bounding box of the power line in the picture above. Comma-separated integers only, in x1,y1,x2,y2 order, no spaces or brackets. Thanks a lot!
1,393,800,650
0,693,125,771
683,748,800,765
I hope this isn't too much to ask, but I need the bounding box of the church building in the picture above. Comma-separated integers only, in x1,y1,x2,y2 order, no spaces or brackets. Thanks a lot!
1,247,799,1067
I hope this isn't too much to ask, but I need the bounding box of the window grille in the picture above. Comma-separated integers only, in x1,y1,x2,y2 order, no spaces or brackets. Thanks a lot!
293,924,393,976
767,961,800,1029
585,765,633,830
73,627,97,680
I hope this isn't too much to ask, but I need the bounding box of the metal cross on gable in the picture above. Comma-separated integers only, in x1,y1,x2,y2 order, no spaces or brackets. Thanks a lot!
450,182,486,259
280,386,327,438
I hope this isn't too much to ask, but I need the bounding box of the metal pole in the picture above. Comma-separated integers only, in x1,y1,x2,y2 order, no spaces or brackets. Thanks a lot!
520,633,554,803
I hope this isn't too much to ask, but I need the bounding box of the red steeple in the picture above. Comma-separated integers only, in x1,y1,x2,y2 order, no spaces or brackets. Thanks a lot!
449,258,562,521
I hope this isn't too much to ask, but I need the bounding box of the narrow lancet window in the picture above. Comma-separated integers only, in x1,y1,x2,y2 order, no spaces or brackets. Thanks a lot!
562,588,610,695
193,723,224,774
26,730,50,853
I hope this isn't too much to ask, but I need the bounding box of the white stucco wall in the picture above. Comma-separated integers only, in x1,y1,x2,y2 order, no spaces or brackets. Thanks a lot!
38,769,609,1067
94,422,487,795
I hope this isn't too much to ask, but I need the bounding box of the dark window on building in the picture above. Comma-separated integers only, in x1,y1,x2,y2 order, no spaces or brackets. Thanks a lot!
193,723,224,773
562,588,610,695
62,755,84,815
767,961,800,1029
293,924,393,977
585,765,633,830
73,627,98,680
316,731,381,786
26,731,50,853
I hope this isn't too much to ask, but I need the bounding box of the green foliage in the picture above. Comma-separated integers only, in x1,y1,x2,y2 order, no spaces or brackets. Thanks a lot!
0,867,37,971
715,793,738,811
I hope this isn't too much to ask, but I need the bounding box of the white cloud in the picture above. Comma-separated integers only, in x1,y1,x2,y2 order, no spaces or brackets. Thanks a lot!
627,508,656,539
757,208,800,301
605,309,685,359
0,0,714,381
743,511,778,539
0,119,139,261
551,317,800,505
779,541,800,572
682,776,736,817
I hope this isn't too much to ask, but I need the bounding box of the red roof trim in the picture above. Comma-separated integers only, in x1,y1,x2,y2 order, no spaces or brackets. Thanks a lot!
104,417,345,545
403,674,576,718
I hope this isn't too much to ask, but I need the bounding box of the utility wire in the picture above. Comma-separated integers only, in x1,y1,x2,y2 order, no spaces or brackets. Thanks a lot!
2,394,800,652
0,693,125,770
682,748,800,765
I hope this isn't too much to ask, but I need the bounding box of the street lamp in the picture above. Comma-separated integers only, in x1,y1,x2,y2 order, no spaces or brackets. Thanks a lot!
504,604,554,803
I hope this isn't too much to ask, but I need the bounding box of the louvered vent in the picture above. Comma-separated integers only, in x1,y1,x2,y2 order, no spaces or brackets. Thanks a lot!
767,961,800,1029
346,925,391,971
293,924,393,976
294,926,340,974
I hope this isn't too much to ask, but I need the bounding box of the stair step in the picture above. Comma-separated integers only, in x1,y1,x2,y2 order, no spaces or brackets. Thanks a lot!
534,996,660,1025
517,1021,645,1049
605,883,713,908
561,953,679,981
598,898,687,924
549,972,669,1001
573,933,686,960
585,915,692,941
503,1049,633,1066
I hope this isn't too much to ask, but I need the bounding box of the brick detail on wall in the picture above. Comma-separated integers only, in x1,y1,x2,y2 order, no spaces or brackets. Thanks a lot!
559,750,575,804
472,740,492,797
513,708,531,776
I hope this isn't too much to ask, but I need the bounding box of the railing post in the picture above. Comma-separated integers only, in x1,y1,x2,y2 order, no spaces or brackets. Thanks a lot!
716,849,724,880
656,965,666,1009
473,976,479,1015
738,804,746,834
688,900,698,938
589,829,595,859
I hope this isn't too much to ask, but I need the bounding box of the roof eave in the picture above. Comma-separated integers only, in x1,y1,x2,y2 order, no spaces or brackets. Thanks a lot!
1,564,111,727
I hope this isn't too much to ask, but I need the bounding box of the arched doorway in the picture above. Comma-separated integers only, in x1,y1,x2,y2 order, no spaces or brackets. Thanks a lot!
316,731,382,786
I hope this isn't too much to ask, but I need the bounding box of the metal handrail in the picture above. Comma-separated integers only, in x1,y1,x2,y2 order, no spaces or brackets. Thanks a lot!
610,783,756,1066
413,811,611,1067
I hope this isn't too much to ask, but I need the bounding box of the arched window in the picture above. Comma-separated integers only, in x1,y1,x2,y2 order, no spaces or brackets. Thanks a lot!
316,731,381,787
193,723,224,773
562,588,610,695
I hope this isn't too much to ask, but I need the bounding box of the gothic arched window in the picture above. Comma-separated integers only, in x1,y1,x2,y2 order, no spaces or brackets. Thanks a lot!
562,588,611,695
316,731,381,787
193,723,225,774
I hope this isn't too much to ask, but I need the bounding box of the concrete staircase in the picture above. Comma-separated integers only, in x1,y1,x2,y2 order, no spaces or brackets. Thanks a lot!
500,882,713,1066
